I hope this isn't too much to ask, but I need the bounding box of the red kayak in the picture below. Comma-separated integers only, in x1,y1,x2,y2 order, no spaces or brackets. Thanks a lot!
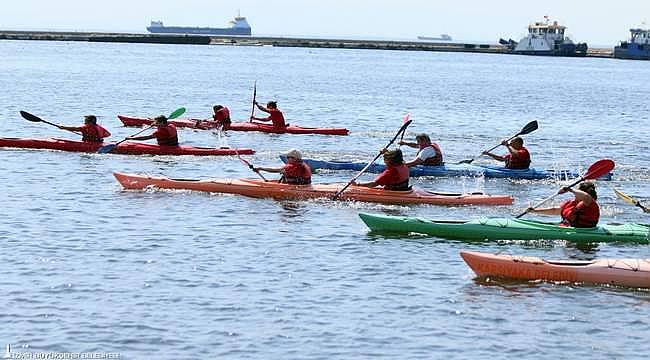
0,137,254,156
117,115,350,135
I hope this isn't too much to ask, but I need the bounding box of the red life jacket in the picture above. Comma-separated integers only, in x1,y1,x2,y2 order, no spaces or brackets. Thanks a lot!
375,164,410,191
154,124,179,146
81,124,111,143
213,107,231,125
281,162,312,185
420,143,444,165
269,109,286,128
505,147,531,169
560,199,600,228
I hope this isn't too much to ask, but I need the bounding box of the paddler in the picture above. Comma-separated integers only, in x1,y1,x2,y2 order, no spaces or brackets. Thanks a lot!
127,115,179,146
399,133,444,166
527,181,600,227
250,101,286,128
352,149,410,191
212,105,231,128
253,148,311,185
482,136,531,169
59,115,111,143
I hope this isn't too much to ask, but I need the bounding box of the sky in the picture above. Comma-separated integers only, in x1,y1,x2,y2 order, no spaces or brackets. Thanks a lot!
1,0,649,46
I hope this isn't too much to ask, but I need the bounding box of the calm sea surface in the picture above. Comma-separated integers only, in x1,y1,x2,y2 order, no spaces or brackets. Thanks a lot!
1,40,650,359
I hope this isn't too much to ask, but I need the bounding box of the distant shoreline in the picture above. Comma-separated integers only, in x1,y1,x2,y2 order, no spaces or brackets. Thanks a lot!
0,30,613,58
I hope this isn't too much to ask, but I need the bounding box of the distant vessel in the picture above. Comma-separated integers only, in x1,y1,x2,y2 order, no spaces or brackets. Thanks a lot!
417,34,452,41
147,15,251,36
614,28,650,60
510,17,587,56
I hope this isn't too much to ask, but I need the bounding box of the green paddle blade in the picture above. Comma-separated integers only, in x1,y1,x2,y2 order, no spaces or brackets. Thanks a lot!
168,107,186,119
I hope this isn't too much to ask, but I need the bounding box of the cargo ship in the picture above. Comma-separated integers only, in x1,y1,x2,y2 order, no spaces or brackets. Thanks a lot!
614,28,650,60
146,15,251,36
509,17,587,56
417,34,452,41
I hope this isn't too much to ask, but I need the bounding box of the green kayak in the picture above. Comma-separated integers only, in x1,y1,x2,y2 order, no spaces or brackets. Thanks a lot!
358,213,650,243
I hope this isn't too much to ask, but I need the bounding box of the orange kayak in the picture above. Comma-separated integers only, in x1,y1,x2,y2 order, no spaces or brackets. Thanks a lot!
461,250,650,288
113,172,513,206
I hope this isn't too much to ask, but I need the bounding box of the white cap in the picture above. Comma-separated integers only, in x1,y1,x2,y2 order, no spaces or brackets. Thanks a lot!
285,148,302,160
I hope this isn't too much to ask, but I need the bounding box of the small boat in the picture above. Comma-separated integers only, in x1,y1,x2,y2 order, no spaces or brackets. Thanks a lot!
511,17,587,56
614,28,650,60
113,172,513,206
117,115,350,136
146,14,251,36
460,250,650,288
0,137,254,156
357,213,650,243
417,34,452,41
279,156,612,181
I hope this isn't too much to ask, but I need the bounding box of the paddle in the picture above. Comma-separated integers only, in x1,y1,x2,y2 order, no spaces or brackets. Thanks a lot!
398,113,411,148
332,114,413,200
457,120,538,164
249,80,257,122
97,107,186,154
515,159,615,218
614,188,649,213
235,151,267,181
20,110,82,135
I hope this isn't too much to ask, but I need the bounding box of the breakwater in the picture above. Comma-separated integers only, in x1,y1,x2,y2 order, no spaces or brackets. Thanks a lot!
0,30,613,58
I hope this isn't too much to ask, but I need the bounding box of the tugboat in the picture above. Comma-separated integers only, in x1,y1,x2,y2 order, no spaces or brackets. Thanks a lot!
147,14,251,36
509,17,587,56
614,28,650,60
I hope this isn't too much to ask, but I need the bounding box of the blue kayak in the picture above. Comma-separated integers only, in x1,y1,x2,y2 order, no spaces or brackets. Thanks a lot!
279,155,613,180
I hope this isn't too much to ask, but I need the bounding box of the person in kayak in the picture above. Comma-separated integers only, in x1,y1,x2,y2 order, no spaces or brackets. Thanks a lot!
399,133,444,166
250,101,286,128
59,115,111,143
482,137,531,169
253,148,311,185
127,115,179,146
527,182,600,227
211,105,231,128
352,149,410,191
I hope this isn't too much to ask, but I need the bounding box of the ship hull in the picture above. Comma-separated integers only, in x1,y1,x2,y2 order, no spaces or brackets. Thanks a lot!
614,43,650,60
147,26,251,36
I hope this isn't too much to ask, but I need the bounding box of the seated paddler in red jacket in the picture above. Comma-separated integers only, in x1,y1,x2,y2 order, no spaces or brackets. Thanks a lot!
526,181,600,228
482,136,531,169
352,149,410,191
211,105,231,128
253,148,312,185
250,100,286,128
59,115,111,143
127,115,178,146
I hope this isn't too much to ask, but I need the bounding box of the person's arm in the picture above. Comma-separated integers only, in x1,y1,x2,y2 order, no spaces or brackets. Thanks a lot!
398,141,418,148
562,187,593,206
527,206,562,215
255,102,270,114
128,134,156,141
351,180,378,188
482,151,505,162
59,125,82,131
405,158,424,167
253,166,283,173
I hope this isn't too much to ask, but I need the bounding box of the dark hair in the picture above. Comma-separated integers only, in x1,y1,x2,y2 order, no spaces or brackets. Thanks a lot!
154,115,168,124
267,101,277,109
213,105,223,112
84,115,97,125
579,181,597,199
383,149,404,165
511,136,524,146
415,133,431,143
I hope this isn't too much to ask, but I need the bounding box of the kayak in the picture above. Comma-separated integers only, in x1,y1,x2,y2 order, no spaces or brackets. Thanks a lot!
0,137,254,156
460,250,650,288
357,213,650,243
280,155,613,180
113,172,514,206
117,115,350,135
